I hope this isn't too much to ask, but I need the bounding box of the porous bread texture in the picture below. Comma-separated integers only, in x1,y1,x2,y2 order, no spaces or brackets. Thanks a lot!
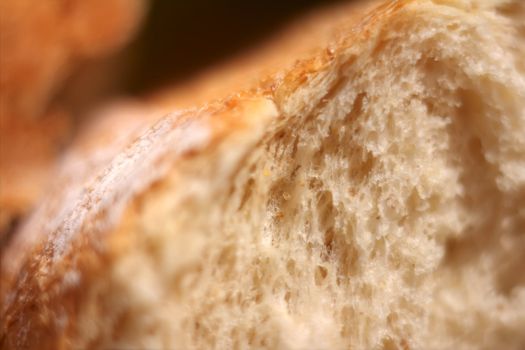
2,0,525,349
71,1,525,349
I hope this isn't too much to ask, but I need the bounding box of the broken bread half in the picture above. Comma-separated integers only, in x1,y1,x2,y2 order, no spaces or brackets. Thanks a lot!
2,0,525,349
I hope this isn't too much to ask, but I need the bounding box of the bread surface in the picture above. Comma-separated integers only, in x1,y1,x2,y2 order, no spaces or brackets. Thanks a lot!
2,0,525,349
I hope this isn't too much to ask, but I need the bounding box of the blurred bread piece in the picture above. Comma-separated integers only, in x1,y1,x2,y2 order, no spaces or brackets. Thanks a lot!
0,0,146,119
0,0,146,234
2,0,525,349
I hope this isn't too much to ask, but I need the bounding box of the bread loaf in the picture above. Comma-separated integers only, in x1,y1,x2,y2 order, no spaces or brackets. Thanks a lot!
2,0,525,349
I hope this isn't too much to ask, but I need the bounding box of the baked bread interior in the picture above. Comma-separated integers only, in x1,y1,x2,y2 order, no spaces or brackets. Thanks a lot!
2,0,524,349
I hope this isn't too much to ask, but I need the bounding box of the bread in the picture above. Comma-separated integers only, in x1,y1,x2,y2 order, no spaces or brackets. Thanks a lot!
0,0,372,263
0,100,163,285
0,0,146,235
2,0,525,348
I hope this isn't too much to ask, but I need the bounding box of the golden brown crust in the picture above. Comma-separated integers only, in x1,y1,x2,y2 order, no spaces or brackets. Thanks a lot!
1,1,420,348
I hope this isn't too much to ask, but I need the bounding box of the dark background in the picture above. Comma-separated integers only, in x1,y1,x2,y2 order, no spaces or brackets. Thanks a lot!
126,0,344,94
61,0,347,118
